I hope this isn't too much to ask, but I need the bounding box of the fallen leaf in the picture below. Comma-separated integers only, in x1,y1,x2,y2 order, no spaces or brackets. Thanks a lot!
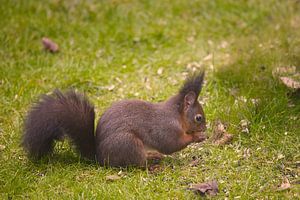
203,54,212,61
107,85,115,91
229,88,240,97
277,177,291,191
211,120,226,140
148,164,163,173
115,77,122,84
291,16,300,28
214,133,233,146
243,148,251,159
211,121,233,145
157,67,163,75
187,36,195,43
167,77,178,86
189,158,200,167
240,119,250,134
106,174,121,181
186,62,202,70
277,153,285,160
188,180,219,196
280,77,300,89
250,98,260,106
117,170,124,176
218,40,228,49
0,144,6,151
42,37,59,53
272,66,300,90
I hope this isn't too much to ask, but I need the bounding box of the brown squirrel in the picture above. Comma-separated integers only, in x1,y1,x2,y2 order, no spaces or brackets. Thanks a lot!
22,72,207,167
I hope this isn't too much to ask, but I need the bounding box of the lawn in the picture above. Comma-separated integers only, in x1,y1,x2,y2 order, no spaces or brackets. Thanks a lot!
0,0,299,199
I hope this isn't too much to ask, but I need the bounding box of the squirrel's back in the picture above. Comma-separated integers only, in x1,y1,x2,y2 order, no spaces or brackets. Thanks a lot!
95,98,182,154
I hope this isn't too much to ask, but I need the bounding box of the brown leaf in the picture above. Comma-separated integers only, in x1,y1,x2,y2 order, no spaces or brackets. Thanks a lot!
277,177,291,191
189,158,200,167
203,54,212,61
280,77,300,89
106,174,121,181
107,85,115,91
214,133,233,146
0,144,6,151
188,180,219,196
157,67,164,75
42,37,59,53
211,121,233,145
240,119,250,134
148,164,164,174
272,66,300,90
211,120,226,141
243,148,251,159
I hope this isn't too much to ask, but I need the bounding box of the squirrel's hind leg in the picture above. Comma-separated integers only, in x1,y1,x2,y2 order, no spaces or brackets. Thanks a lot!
97,133,146,167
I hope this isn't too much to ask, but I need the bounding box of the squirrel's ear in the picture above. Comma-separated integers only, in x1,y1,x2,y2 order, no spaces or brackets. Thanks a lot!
184,91,196,110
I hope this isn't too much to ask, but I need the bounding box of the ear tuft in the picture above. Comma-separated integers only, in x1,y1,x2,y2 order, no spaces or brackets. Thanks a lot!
179,71,205,98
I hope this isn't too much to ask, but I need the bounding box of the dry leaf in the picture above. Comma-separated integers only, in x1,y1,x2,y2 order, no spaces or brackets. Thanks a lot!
167,77,178,86
219,40,228,49
186,62,202,70
211,121,233,145
106,174,121,181
189,158,200,167
117,170,124,176
272,66,300,90
107,85,115,91
277,153,285,160
0,144,6,151
148,164,163,173
115,77,122,84
214,133,233,146
188,180,219,196
211,121,226,140
243,148,251,159
203,54,212,61
240,119,250,134
280,77,300,89
157,67,163,75
277,177,291,191
42,37,59,53
187,36,195,43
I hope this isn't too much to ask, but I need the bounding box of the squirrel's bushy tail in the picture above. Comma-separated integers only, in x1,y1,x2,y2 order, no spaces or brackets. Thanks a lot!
22,90,95,160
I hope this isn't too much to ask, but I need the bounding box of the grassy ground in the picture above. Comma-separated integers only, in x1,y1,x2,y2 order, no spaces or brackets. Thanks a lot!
1,0,300,199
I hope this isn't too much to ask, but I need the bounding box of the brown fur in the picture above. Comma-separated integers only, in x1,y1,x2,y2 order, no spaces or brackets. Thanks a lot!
23,90,95,159
22,72,206,167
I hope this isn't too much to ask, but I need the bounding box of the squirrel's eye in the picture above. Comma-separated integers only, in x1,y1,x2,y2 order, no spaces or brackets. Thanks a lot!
194,114,202,123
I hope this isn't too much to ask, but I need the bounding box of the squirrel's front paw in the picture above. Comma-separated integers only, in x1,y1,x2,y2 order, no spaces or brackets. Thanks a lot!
192,132,207,143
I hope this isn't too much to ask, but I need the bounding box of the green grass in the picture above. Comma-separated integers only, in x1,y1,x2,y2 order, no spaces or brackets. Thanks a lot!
1,0,300,199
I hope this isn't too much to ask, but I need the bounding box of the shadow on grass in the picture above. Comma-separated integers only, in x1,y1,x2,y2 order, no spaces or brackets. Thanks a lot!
28,150,98,168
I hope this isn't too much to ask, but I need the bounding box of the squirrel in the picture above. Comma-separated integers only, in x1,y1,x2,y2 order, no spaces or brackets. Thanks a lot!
22,72,207,167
